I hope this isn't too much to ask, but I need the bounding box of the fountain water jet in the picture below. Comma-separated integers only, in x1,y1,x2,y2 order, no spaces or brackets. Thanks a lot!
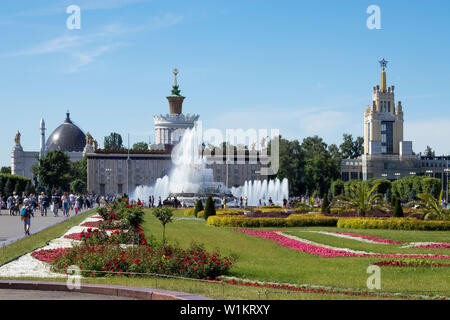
130,127,289,207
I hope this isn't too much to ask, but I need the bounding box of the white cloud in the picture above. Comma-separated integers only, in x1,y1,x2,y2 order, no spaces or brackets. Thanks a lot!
3,12,183,73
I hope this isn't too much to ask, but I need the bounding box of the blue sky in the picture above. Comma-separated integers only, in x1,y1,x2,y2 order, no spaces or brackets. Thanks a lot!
1,0,450,166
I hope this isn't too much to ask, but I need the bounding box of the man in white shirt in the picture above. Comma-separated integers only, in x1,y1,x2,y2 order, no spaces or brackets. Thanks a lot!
69,193,75,211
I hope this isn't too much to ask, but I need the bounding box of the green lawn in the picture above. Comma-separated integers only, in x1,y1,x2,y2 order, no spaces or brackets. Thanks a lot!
1,207,449,300
142,209,450,298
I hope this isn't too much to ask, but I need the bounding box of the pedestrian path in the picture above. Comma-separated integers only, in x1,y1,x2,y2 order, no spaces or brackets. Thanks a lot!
0,206,96,248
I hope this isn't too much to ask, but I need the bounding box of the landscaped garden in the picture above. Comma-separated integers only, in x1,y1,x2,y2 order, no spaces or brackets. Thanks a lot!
1,185,449,300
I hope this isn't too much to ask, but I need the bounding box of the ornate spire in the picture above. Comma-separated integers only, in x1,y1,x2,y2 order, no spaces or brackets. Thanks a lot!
171,68,182,96
379,58,388,92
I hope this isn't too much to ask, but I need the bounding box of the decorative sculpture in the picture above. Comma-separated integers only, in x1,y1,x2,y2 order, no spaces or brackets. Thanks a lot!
86,132,94,146
14,131,21,145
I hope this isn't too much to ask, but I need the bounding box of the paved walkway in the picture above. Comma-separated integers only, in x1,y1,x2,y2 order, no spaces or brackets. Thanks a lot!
0,207,97,247
0,289,135,300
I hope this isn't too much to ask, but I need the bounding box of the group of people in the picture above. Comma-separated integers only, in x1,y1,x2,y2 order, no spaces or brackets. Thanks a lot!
0,191,105,218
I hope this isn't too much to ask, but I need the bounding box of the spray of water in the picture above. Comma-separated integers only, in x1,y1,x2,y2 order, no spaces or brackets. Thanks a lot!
130,126,289,206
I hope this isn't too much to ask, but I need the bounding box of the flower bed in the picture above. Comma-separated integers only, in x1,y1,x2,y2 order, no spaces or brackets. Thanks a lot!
33,243,233,279
234,229,450,259
337,217,450,231
31,248,71,263
372,259,450,268
403,242,450,249
334,232,404,244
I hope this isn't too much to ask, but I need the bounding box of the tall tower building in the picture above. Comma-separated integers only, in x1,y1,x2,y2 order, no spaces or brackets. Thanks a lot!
364,59,412,156
40,118,46,159
341,59,421,181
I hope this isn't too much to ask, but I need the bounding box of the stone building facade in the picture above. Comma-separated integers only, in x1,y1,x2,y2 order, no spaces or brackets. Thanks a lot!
341,59,448,182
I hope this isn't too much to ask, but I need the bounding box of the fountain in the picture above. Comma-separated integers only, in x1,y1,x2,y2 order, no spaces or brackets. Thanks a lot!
230,178,289,207
130,126,289,207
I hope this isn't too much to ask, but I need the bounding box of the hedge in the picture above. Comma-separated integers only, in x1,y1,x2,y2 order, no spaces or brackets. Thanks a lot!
0,173,31,197
337,218,450,231
206,214,338,228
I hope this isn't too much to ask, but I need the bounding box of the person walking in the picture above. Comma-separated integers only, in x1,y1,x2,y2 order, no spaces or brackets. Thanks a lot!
69,193,75,211
7,194,13,215
12,192,20,216
62,193,70,217
244,196,248,209
20,199,32,236
39,192,48,216
52,191,61,217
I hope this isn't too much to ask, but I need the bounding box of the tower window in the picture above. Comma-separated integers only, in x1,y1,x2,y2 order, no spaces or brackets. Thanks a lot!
388,101,391,112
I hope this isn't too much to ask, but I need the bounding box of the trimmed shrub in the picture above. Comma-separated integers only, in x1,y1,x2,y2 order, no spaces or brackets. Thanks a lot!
337,217,450,231
206,214,338,228
393,198,404,218
197,210,205,219
204,196,216,220
184,208,196,217
194,199,204,217
321,196,330,214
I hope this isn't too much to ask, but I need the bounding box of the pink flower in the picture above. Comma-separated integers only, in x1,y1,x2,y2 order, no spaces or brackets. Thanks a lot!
234,229,450,259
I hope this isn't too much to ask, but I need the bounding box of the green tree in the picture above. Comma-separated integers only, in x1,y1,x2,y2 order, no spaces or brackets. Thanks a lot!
0,167,11,174
25,180,35,195
424,146,435,157
71,157,87,181
393,198,404,217
70,179,86,194
331,179,345,198
301,136,340,196
104,132,124,150
32,150,72,192
204,196,216,220
5,179,14,195
194,199,204,217
335,181,384,216
321,195,330,213
328,143,342,167
273,136,305,197
14,180,21,195
132,142,149,151
417,189,448,220
152,207,174,249
340,134,364,159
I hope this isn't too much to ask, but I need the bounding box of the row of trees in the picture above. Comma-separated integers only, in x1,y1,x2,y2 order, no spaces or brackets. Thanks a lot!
104,132,149,151
0,174,33,197
330,175,442,202
272,134,364,197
